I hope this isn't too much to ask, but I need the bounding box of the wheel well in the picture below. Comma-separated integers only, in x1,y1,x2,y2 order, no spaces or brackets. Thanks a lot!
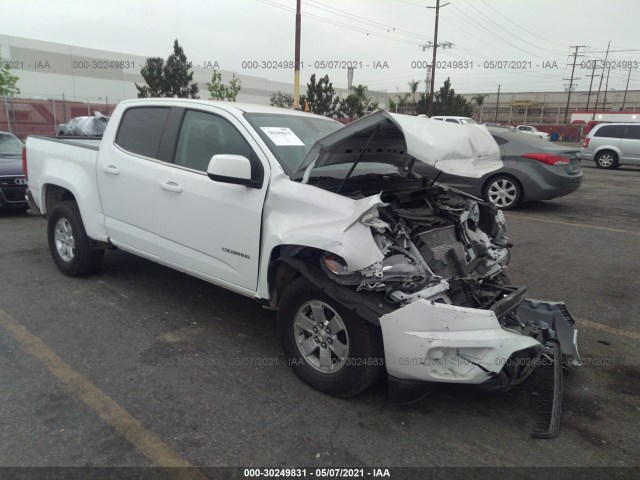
595,149,618,160
44,185,76,215
267,245,329,309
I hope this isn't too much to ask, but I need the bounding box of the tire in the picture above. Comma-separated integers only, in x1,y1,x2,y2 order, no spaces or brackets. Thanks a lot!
595,150,618,169
485,175,522,210
47,201,104,276
278,276,384,397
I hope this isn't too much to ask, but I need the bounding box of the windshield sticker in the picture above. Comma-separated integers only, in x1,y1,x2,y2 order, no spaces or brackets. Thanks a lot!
260,127,305,146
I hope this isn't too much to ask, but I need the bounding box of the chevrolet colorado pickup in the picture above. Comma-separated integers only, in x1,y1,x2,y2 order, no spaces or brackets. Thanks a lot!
24,99,580,437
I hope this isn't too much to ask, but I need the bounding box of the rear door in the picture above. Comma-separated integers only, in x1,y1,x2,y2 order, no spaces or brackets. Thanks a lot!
97,106,172,255
621,125,640,164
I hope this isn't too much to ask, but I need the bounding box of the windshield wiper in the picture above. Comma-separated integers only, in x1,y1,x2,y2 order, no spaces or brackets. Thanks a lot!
335,124,380,195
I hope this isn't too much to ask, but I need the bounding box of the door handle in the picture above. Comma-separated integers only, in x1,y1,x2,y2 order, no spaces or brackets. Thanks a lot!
160,181,183,193
103,165,120,175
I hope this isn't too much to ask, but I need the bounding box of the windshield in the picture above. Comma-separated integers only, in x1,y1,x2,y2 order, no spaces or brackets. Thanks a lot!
0,133,24,155
244,113,342,175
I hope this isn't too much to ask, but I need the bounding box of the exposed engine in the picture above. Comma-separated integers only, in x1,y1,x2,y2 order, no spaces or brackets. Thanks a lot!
320,182,516,315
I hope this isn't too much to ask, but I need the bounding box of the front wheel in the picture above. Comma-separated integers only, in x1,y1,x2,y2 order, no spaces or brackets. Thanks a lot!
485,175,522,210
278,277,384,397
47,201,104,276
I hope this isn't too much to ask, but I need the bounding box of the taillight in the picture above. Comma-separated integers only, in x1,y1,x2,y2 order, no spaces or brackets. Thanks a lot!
583,137,590,148
22,146,28,180
522,153,570,166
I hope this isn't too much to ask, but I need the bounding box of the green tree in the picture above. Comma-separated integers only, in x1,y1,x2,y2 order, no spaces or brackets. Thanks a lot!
270,91,294,108
0,49,20,96
136,39,199,98
299,74,339,116
432,78,473,116
337,84,378,119
408,79,420,105
207,70,241,101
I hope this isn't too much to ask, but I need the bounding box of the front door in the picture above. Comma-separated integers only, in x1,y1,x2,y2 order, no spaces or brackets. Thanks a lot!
152,108,269,291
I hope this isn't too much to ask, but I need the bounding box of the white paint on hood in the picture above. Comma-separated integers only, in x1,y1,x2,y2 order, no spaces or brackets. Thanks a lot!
296,110,502,179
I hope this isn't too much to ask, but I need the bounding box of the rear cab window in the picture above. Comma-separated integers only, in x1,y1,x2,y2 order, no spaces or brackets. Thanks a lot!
115,107,171,159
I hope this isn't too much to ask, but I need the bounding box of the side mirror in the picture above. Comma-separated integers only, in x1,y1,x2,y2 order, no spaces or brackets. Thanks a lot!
207,154,260,188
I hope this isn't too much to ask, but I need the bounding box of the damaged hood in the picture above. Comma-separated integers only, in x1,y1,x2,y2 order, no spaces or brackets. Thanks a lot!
295,110,502,178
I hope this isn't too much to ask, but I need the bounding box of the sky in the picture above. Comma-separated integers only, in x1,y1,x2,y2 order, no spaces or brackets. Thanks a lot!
3,0,640,94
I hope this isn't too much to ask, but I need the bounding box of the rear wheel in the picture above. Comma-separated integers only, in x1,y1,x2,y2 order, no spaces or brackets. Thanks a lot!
595,150,618,169
47,201,104,276
485,175,522,210
278,277,384,397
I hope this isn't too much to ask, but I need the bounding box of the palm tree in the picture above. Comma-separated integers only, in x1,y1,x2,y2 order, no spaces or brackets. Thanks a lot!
472,94,488,106
351,84,368,103
408,79,421,105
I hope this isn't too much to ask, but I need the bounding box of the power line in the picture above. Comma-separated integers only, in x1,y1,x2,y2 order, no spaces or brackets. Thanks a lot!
253,0,422,45
460,0,565,56
478,0,569,48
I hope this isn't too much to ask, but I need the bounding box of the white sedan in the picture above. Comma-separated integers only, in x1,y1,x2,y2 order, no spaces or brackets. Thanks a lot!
516,125,551,140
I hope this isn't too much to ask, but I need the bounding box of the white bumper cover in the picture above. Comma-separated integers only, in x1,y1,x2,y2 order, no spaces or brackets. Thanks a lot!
380,300,541,384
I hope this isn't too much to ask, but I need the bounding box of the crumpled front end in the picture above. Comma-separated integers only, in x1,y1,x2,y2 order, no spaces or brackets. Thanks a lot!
312,182,580,435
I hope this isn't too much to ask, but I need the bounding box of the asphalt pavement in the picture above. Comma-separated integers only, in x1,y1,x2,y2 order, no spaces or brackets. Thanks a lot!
0,161,638,473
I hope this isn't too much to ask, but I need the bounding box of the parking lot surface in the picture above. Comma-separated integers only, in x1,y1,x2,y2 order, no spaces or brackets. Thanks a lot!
1,162,639,471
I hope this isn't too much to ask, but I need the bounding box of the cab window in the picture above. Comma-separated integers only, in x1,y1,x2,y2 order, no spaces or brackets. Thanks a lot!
175,110,254,171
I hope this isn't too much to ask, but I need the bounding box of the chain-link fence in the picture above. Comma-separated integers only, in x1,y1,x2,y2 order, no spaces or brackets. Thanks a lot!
1,95,119,139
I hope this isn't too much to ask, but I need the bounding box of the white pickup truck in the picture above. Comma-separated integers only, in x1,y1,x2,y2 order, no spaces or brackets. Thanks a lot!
24,99,579,436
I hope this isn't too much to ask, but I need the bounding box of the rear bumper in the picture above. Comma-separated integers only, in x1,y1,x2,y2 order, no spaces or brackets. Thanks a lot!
521,168,583,202
0,177,28,208
579,150,593,161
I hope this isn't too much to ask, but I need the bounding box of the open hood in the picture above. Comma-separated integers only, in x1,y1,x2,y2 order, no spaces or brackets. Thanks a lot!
295,110,502,178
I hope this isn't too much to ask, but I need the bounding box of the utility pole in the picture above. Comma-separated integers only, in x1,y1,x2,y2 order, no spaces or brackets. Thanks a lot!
622,67,632,110
602,66,611,110
293,0,301,110
585,59,598,111
426,0,450,117
592,41,610,120
494,85,500,122
563,45,585,124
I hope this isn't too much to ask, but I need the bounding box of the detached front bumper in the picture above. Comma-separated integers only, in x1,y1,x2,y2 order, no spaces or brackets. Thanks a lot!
380,298,580,387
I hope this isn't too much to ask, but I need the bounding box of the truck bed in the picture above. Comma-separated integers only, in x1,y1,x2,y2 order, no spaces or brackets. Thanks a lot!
29,135,102,151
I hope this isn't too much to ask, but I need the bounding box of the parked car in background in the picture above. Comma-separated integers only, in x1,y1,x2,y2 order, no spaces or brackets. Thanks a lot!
516,125,550,140
416,126,582,209
57,113,110,137
0,131,28,209
580,123,640,169
431,116,477,124
484,123,516,132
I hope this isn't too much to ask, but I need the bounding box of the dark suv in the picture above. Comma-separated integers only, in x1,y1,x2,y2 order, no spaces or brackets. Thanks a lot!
580,123,640,169
0,132,28,209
